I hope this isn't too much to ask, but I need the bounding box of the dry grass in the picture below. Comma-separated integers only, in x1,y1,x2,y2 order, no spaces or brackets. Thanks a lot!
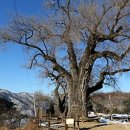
30,121,130,130
1,121,130,130
43,121,130,130
0,127,7,130
77,122,130,130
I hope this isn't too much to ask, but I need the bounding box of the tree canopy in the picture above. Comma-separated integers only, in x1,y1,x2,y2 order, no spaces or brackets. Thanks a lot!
0,0,130,117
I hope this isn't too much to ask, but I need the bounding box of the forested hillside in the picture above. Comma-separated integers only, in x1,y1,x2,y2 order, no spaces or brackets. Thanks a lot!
92,92,130,114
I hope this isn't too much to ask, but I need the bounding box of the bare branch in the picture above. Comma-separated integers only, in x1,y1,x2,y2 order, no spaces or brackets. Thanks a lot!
29,53,42,69
105,67,130,75
94,51,121,61
87,72,105,95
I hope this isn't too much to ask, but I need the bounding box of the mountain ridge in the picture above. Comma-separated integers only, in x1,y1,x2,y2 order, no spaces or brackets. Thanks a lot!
0,89,34,116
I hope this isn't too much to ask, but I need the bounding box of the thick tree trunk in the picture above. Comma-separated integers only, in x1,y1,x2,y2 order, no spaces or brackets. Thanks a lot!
82,90,90,118
67,81,85,118
80,70,91,118
67,86,73,117
82,90,87,118
67,87,89,118
67,82,82,117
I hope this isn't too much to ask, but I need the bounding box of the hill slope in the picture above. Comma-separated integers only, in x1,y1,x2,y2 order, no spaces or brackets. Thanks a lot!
92,92,130,113
0,89,34,116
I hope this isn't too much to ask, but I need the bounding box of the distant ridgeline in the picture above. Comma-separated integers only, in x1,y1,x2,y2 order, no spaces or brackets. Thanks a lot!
0,89,130,115
0,89,53,116
0,89,34,116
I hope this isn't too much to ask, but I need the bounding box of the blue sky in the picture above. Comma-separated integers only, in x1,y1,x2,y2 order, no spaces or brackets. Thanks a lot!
0,0,130,94
0,0,54,94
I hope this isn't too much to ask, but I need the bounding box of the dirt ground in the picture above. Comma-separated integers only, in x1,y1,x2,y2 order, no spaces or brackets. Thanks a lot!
42,121,130,130
1,121,130,130
75,121,130,130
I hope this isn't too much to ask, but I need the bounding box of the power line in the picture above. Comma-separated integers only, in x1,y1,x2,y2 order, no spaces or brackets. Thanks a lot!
13,0,34,91
13,0,37,116
13,0,18,18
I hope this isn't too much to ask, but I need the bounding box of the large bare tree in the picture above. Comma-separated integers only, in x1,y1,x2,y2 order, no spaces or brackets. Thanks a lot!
0,0,130,117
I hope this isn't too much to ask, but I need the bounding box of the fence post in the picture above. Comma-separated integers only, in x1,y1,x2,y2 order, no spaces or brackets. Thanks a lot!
48,117,50,130
77,116,80,130
65,118,68,130
73,120,75,130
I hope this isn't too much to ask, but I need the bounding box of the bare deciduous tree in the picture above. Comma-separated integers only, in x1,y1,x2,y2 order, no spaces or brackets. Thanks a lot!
0,0,130,117
34,91,54,117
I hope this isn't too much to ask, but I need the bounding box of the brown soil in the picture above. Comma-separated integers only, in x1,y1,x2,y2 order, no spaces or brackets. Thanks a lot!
1,121,130,130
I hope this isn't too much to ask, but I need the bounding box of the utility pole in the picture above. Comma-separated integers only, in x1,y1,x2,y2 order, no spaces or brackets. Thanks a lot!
109,95,112,113
33,93,37,117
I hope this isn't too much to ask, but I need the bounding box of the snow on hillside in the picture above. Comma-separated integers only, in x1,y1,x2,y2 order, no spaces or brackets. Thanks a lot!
0,89,34,116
